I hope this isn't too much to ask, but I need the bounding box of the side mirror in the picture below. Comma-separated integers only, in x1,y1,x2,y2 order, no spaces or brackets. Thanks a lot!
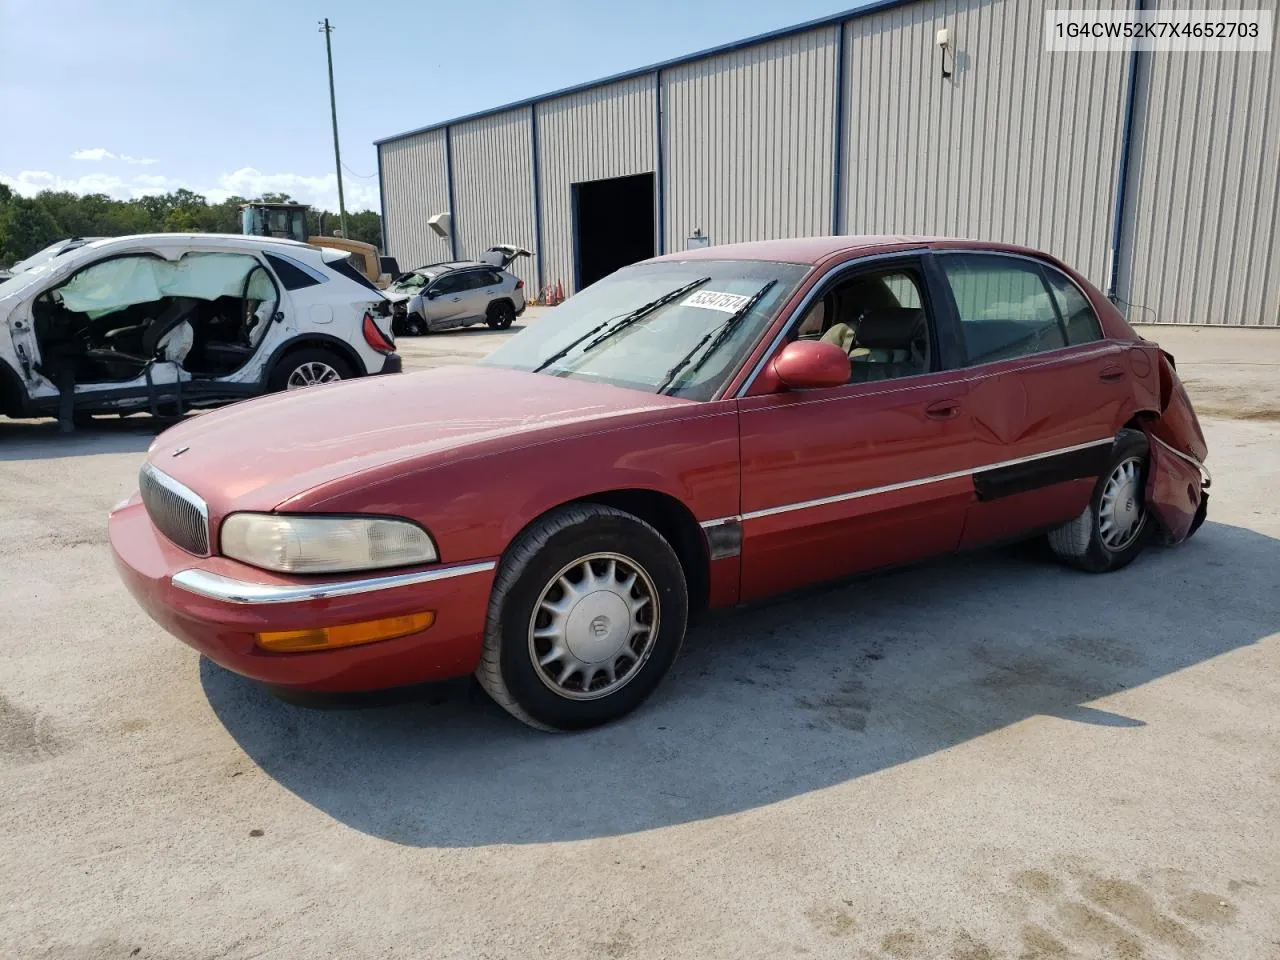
425,288,440,299
770,340,850,390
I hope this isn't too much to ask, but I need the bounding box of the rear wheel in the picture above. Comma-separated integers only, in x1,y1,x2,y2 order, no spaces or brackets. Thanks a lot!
268,347,354,392
477,504,689,731
487,300,515,330
1048,429,1152,573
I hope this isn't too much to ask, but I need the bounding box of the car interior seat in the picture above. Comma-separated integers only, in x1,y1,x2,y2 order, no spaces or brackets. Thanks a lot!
849,308,929,381
796,297,828,338
81,297,201,380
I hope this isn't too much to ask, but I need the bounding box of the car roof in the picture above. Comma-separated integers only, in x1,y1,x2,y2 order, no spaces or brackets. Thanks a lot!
77,233,319,256
648,235,1050,266
416,260,487,272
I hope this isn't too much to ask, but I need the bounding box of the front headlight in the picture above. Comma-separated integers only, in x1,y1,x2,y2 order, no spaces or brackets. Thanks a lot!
220,514,438,574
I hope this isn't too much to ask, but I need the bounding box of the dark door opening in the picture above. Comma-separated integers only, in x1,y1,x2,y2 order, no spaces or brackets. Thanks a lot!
572,172,655,291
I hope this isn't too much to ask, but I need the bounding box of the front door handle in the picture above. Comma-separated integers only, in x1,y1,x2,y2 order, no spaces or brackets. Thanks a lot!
450,296,462,302
1099,364,1126,383
925,399,961,420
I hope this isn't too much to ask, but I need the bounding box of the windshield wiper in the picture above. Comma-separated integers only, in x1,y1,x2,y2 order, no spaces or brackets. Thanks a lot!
655,280,777,396
531,276,711,374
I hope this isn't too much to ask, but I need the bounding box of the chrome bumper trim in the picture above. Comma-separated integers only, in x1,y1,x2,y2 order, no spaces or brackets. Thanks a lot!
170,561,497,605
1150,434,1212,488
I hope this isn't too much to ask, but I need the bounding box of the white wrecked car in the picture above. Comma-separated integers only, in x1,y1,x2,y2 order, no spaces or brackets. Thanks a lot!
0,233,400,427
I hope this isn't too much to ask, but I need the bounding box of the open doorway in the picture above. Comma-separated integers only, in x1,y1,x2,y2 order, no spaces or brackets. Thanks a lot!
572,172,655,291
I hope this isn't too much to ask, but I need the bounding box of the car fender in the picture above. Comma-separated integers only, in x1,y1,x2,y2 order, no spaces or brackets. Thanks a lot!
261,333,371,382
1141,350,1209,544
291,409,742,563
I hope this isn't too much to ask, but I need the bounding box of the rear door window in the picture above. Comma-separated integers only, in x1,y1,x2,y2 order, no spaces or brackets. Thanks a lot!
939,253,1067,365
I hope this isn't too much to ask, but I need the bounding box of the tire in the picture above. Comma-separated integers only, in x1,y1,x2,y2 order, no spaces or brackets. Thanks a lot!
486,300,515,330
477,504,689,731
268,347,354,393
1047,429,1153,573
405,316,427,336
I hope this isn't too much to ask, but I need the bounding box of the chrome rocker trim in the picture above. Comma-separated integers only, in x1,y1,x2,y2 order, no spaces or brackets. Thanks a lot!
171,561,498,605
700,437,1115,528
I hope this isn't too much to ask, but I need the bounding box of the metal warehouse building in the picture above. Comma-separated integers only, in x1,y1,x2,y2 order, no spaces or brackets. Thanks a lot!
376,0,1280,326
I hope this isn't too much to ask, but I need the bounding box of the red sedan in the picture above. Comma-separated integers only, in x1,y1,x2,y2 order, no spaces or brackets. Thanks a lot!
110,236,1210,731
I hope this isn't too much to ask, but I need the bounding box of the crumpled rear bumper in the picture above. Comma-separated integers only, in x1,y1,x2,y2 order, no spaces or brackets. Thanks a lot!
1143,350,1210,544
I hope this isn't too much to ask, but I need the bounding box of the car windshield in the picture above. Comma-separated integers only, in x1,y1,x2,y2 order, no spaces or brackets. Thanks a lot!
394,272,431,290
481,259,809,400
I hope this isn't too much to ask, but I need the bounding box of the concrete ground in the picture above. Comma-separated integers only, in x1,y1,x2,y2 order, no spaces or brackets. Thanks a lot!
1,320,1278,959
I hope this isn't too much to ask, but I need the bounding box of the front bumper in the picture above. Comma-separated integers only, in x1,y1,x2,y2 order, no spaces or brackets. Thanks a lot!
109,500,494,692
377,353,403,375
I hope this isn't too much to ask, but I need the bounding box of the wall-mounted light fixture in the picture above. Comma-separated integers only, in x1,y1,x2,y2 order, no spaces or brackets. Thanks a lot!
936,27,952,80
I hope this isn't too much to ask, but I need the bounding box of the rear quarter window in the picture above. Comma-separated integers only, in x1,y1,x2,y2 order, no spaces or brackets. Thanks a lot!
1044,269,1104,344
325,255,380,292
264,253,322,290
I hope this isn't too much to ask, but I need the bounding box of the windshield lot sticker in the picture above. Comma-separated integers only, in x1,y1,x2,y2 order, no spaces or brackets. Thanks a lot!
682,290,752,313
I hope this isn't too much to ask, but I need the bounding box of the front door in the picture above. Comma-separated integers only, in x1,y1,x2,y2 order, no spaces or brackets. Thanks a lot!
424,272,469,327
737,256,978,600
931,251,1135,547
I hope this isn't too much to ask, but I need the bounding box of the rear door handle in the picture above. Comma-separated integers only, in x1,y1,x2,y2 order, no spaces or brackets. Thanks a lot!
925,399,961,420
1099,364,1126,382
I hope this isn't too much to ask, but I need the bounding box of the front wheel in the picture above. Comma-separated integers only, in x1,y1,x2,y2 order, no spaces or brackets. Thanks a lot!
268,347,354,392
477,504,689,731
1047,429,1152,573
405,316,428,336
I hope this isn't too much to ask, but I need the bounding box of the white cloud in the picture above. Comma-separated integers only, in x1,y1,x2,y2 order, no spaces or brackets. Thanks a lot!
70,147,160,165
1,166,378,212
211,167,379,213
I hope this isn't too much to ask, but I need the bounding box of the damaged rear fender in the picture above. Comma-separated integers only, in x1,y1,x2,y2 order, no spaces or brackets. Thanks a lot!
1141,350,1210,545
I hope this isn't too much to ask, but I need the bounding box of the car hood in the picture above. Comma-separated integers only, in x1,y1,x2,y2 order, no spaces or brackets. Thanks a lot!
146,365,691,516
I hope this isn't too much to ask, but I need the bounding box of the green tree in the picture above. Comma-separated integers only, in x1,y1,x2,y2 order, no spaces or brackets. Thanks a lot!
0,186,380,263
1,198,62,264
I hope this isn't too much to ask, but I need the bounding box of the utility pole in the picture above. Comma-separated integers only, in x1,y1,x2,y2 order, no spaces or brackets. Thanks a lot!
319,18,348,238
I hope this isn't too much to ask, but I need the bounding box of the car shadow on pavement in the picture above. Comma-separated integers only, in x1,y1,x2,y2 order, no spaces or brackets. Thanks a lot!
202,520,1278,848
0,416,168,460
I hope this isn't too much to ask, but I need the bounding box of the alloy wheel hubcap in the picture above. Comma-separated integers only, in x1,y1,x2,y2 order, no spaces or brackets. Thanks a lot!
528,552,659,701
1098,456,1146,551
287,362,341,389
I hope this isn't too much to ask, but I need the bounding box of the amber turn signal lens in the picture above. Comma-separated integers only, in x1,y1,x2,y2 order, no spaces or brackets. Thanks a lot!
257,611,435,653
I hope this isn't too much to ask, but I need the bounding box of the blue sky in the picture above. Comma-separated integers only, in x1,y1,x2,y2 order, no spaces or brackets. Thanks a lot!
0,0,866,213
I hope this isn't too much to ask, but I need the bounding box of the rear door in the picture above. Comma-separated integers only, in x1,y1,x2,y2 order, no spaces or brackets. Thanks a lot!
736,254,979,600
932,251,1133,547
472,269,507,316
465,269,507,320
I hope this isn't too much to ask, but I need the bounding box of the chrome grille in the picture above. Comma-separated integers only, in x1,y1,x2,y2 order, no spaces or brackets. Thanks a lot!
139,463,210,556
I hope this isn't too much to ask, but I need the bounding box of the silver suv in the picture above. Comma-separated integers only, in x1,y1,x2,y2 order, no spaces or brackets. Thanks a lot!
387,245,529,335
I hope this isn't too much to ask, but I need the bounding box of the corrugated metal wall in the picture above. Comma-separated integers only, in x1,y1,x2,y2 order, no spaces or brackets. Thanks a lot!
450,108,538,287
536,75,657,294
1118,33,1280,325
377,0,1279,325
378,129,451,269
661,28,838,254
841,0,1132,289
